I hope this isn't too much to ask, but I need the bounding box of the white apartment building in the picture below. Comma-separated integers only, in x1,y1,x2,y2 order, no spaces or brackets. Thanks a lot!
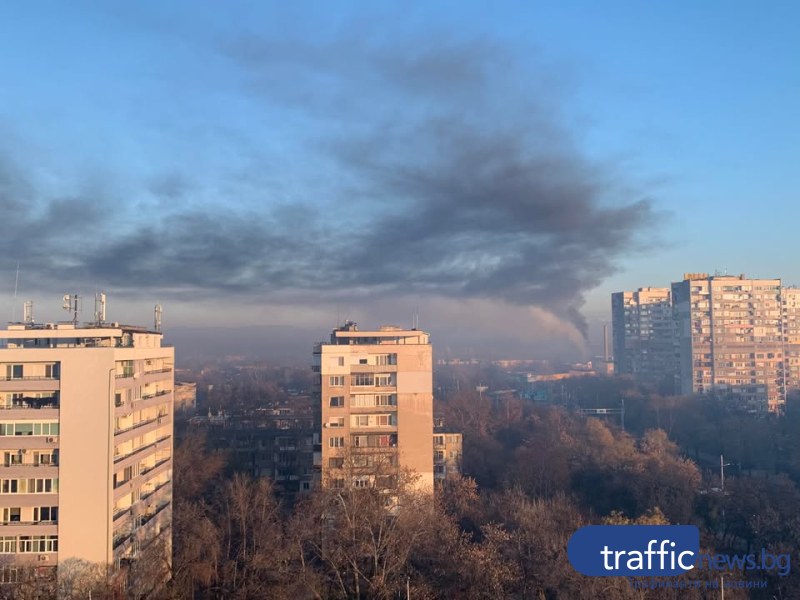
313,323,433,494
0,320,173,585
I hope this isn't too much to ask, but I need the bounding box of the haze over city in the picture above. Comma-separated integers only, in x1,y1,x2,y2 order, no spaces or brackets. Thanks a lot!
1,2,798,361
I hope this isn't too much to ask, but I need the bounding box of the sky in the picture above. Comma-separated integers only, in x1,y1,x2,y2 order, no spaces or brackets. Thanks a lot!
1,1,798,360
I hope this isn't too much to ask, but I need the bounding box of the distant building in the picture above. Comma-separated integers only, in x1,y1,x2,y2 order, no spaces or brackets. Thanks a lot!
433,430,462,484
611,287,677,385
189,405,315,502
174,382,197,412
672,273,798,411
314,323,433,494
0,320,173,589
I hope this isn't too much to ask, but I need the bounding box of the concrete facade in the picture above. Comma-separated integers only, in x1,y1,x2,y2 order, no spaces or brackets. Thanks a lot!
0,322,173,581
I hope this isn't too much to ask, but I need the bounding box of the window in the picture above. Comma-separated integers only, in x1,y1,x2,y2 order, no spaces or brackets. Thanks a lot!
434,450,445,461
2,508,20,523
33,507,57,522
337,357,345,367
3,452,22,466
376,394,396,407
0,537,16,554
331,478,345,489
328,457,344,469
329,376,345,387
353,415,370,428
376,414,395,426
434,465,446,475
328,437,345,448
44,363,59,379
329,396,345,408
359,358,368,365
433,435,444,446
5,365,23,380
375,374,393,386
0,568,17,583
351,374,374,387
353,476,371,489
375,354,396,366
18,536,58,553
328,417,345,428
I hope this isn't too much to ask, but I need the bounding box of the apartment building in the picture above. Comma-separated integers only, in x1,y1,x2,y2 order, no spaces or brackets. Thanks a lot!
611,287,676,384
0,320,173,585
672,273,794,411
433,430,462,485
313,323,433,494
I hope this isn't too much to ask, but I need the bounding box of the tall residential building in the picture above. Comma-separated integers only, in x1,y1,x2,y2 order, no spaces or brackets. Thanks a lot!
672,273,790,411
611,287,676,384
0,321,173,586
313,323,433,494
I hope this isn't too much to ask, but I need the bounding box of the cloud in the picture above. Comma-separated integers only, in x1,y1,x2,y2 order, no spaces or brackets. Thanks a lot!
0,30,655,341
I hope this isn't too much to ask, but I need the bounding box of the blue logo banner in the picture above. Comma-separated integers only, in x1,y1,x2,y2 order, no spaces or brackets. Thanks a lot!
568,525,700,576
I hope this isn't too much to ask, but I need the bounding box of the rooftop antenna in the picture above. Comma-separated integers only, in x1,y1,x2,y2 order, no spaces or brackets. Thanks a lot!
62,294,81,325
11,263,19,322
94,292,107,325
23,301,34,324
412,307,419,330
154,304,163,332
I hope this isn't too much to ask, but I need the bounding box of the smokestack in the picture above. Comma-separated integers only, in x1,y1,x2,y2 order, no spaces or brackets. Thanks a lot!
603,324,609,363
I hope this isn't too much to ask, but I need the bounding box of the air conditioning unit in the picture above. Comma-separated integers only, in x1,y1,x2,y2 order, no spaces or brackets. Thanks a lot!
44,323,55,330
38,555,48,562
46,437,57,443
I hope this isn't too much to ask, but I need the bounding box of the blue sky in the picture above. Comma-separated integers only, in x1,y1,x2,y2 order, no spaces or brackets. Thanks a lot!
1,2,798,358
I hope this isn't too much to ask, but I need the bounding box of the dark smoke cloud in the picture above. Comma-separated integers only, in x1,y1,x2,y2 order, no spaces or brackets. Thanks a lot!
0,32,654,336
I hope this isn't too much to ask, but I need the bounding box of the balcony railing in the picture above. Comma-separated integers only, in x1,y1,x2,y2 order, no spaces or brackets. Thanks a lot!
0,376,58,382
114,435,170,465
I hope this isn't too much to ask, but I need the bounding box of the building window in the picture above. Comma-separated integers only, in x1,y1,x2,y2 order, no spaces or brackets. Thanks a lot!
18,535,58,553
1,508,20,523
353,476,371,489
351,374,374,387
328,417,345,428
336,357,345,367
329,437,345,448
434,450,445,461
433,435,444,446
374,374,393,386
329,396,345,408
33,507,58,522
375,354,397,366
5,365,23,380
329,376,345,387
0,537,16,554
328,458,344,469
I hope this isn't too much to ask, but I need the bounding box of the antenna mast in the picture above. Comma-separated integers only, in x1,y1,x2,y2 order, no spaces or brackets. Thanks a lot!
94,292,107,325
11,263,19,322
62,294,81,325
154,304,163,332
23,301,34,324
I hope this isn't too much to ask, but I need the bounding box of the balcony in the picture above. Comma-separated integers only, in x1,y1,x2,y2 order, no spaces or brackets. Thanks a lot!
114,435,170,469
0,379,60,393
